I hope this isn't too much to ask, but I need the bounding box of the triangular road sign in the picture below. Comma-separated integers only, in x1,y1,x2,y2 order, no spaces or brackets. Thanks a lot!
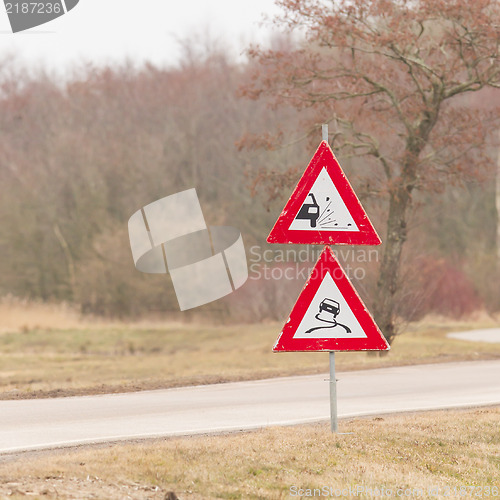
267,141,381,245
274,246,389,352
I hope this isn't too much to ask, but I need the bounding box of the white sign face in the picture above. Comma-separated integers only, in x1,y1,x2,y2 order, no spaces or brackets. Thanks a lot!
293,272,367,339
288,168,359,232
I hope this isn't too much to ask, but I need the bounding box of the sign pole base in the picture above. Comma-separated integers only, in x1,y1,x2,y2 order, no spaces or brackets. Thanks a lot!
329,351,338,433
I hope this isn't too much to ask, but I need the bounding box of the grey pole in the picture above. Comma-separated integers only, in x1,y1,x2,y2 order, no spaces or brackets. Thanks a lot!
329,351,338,432
325,122,337,433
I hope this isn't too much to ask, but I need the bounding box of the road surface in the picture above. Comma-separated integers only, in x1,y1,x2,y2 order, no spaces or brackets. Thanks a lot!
448,328,500,343
1,360,499,454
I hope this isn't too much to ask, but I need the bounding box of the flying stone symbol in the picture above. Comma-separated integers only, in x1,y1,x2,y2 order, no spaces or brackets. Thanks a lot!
128,188,248,311
4,0,80,33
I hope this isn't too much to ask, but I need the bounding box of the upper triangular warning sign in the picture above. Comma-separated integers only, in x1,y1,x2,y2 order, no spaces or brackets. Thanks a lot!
273,246,389,352
267,141,381,245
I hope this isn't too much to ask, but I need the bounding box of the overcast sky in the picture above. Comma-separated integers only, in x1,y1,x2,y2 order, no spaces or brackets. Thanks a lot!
0,0,282,72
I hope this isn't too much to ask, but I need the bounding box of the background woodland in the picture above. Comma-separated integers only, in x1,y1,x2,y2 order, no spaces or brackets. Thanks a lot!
0,22,499,326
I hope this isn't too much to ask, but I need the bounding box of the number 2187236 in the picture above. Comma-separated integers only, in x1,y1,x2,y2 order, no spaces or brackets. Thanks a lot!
5,2,62,14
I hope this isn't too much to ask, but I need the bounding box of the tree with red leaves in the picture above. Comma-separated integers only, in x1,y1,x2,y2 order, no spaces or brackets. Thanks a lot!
242,0,500,344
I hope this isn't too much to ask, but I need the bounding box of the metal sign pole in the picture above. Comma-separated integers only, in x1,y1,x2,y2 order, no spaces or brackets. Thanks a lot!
329,351,338,432
322,123,328,142
324,123,338,433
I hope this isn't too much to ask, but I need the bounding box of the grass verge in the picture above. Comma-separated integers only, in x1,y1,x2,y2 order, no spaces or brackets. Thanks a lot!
0,316,500,399
0,407,498,499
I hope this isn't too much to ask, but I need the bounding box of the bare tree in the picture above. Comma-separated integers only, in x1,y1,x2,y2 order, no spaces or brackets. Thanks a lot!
242,0,500,343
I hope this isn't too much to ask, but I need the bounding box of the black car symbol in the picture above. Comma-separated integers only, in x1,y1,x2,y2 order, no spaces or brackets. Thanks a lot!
296,193,320,228
319,298,340,318
305,297,351,334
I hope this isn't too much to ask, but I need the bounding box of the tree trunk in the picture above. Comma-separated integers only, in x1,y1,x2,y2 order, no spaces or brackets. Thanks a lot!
496,130,500,260
373,184,412,345
53,223,77,299
373,114,436,346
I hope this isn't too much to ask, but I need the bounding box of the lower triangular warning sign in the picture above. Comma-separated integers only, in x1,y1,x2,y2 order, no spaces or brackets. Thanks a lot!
273,246,390,352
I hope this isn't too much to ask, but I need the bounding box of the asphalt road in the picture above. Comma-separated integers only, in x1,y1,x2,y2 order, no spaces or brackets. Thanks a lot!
1,360,499,454
447,328,500,343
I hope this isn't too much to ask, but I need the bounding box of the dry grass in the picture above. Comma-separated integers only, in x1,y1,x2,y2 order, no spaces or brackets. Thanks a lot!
0,407,498,499
0,297,85,333
0,300,499,399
